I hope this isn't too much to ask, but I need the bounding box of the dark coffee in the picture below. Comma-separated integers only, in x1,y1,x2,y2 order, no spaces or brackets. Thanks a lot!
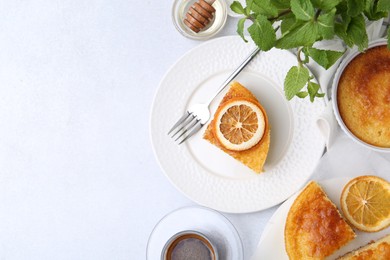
164,232,216,260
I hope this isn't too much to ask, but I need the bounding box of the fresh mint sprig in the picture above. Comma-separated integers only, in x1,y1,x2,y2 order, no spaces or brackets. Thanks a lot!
231,0,390,102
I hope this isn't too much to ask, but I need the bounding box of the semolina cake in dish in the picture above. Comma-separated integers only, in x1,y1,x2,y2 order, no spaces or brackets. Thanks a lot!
203,81,270,173
338,234,390,260
285,181,355,260
337,45,390,148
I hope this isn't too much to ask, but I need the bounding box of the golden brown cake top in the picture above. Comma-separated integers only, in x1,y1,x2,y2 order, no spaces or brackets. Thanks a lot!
338,234,390,260
337,45,390,148
285,181,355,259
344,242,390,260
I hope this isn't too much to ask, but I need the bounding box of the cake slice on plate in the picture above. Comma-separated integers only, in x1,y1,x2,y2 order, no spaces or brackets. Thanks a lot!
338,234,390,260
203,81,270,173
285,181,356,259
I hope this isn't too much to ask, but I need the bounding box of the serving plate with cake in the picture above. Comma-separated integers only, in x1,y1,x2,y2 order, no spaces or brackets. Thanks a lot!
253,176,390,259
150,36,326,213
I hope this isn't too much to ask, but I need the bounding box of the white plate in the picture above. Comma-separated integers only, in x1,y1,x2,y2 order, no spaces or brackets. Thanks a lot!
253,177,390,260
150,36,326,213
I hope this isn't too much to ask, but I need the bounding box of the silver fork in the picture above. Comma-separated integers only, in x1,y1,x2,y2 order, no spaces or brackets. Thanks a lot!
168,47,261,144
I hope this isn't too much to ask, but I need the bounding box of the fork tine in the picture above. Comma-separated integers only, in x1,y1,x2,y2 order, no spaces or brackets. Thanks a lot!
171,114,196,138
167,112,191,135
178,122,203,144
174,117,199,141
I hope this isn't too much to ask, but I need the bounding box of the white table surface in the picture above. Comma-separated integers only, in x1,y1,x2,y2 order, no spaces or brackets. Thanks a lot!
0,1,389,260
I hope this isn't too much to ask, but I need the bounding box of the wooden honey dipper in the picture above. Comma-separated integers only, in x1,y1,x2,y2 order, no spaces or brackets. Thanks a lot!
184,0,216,33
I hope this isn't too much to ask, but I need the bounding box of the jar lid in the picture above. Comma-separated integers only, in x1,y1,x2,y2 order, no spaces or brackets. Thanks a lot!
172,0,228,40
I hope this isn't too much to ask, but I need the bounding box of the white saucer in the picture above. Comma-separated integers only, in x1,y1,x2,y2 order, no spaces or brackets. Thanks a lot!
146,206,243,260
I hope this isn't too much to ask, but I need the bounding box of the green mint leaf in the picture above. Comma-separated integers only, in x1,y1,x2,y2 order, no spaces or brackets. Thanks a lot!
245,0,254,15
388,27,390,49
251,0,279,17
231,1,246,15
245,7,251,16
248,14,276,51
245,0,253,15
276,21,318,49
311,0,341,11
316,93,325,97
272,0,291,9
347,0,365,17
364,0,388,20
246,0,254,9
237,18,248,42
335,14,367,51
337,0,348,14
296,91,309,98
340,10,352,29
284,65,310,100
317,9,336,39
291,0,315,21
347,14,368,51
301,51,310,64
377,0,390,12
335,23,353,47
304,47,345,69
307,81,321,102
280,14,298,35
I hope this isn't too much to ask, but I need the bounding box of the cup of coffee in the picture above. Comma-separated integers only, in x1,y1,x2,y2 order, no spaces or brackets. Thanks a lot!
162,230,218,260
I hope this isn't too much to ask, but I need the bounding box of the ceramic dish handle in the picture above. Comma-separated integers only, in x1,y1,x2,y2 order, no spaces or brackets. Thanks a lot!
316,105,339,149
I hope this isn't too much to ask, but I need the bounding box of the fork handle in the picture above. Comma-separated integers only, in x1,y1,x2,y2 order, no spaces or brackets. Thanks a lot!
206,47,261,105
